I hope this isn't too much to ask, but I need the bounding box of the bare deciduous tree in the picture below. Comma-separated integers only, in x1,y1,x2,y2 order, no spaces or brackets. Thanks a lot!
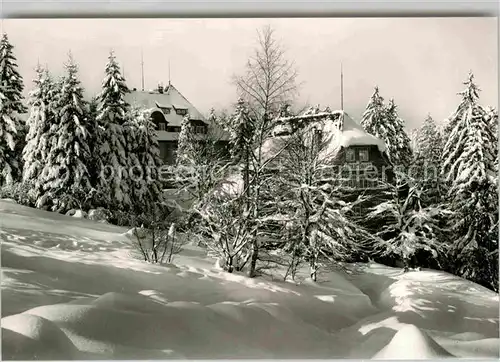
230,25,300,278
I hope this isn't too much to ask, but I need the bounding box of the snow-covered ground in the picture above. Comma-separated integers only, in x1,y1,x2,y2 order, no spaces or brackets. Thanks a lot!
1,199,499,359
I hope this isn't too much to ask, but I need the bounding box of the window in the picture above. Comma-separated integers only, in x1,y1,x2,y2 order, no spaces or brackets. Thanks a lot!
176,108,188,116
160,107,171,114
151,110,166,126
359,148,369,162
346,148,356,162
158,123,166,131
166,126,182,132
195,126,206,134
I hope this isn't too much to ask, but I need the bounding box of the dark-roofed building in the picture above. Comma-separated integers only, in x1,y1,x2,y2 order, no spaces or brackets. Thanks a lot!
125,82,228,164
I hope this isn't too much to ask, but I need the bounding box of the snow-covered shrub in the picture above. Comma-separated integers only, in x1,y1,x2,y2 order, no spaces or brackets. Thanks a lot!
0,182,35,207
88,208,111,223
196,191,252,273
108,209,136,227
131,204,185,264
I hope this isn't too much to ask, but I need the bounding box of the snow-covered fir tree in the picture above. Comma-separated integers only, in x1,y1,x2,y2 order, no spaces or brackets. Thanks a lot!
28,72,63,204
361,89,413,169
268,128,377,281
83,95,100,187
125,106,163,216
95,51,131,210
176,110,228,197
176,114,196,166
441,72,498,291
412,114,444,205
227,98,255,164
385,98,413,168
0,33,27,185
226,98,255,206
36,53,93,212
368,171,451,271
361,86,386,139
22,65,57,184
485,106,498,139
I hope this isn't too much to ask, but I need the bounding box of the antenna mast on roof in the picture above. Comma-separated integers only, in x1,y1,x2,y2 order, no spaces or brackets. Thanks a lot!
340,62,344,111
168,58,171,86
141,48,145,91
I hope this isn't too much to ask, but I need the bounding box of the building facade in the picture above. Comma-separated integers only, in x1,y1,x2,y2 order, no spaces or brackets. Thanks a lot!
125,82,228,164
267,108,395,217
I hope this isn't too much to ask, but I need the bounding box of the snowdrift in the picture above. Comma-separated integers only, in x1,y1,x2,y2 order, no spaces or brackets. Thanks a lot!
372,324,453,359
1,200,499,359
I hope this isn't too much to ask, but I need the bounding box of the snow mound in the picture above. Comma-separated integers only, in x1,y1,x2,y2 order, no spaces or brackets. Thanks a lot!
372,324,454,359
2,201,499,359
5,292,340,359
65,209,87,218
0,197,17,203
1,313,79,360
439,337,500,359
89,292,168,313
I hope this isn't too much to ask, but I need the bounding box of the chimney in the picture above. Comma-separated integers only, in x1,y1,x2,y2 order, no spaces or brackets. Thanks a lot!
158,82,164,94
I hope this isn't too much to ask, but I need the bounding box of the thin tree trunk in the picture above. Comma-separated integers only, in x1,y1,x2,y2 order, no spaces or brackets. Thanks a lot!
403,257,410,272
310,259,317,282
248,173,261,278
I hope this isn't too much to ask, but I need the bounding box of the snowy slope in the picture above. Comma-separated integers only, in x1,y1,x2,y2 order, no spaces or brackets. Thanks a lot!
1,200,499,359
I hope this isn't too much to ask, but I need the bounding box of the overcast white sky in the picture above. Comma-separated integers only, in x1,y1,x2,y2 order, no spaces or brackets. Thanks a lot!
4,17,498,129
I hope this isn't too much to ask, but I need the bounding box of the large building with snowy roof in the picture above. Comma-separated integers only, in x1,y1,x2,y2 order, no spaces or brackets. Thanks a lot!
221,107,394,197
125,82,228,164
263,108,395,213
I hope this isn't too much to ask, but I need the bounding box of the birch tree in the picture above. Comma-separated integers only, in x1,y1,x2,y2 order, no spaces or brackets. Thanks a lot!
230,24,300,277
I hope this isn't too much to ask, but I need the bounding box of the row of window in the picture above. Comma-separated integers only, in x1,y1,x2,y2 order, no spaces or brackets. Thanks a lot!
159,107,188,116
346,147,369,162
157,123,206,134
338,177,381,189
158,124,180,132
311,130,370,163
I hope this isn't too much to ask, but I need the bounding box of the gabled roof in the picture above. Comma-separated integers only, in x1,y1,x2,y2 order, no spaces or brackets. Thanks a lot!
262,109,387,164
277,109,386,152
125,83,206,127
316,110,387,154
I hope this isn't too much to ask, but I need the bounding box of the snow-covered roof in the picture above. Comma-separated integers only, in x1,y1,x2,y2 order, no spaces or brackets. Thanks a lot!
322,110,387,153
125,83,206,127
262,110,386,163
